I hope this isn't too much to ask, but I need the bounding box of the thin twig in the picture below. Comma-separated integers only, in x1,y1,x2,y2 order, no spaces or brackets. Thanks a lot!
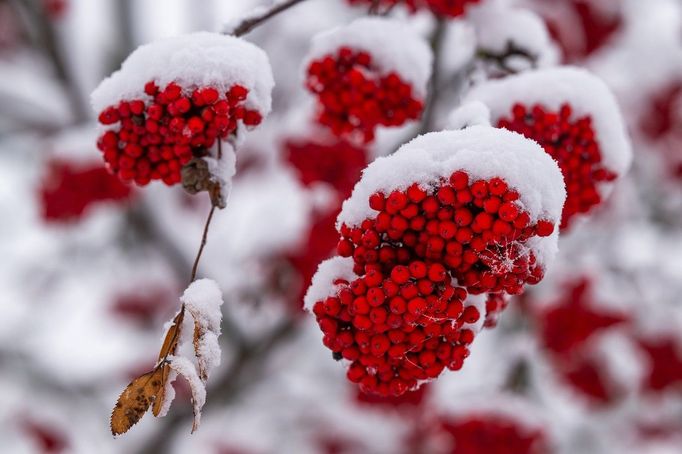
190,204,216,282
227,0,309,37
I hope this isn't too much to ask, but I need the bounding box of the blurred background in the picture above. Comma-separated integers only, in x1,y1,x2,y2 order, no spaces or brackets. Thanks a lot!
1,0,681,453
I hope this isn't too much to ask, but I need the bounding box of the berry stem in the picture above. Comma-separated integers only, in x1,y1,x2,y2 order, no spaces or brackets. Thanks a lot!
190,204,216,282
227,0,310,37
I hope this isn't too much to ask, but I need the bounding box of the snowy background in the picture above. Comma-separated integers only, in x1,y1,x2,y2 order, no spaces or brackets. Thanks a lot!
1,0,681,453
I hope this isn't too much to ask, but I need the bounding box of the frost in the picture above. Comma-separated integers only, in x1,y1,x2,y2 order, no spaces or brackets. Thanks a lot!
463,67,633,181
338,126,566,267
304,17,433,98
91,32,274,116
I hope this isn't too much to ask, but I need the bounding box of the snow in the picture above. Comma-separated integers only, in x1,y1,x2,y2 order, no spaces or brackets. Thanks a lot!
338,126,566,267
470,5,559,68
303,256,356,311
463,67,633,180
304,17,433,98
91,31,274,116
204,141,237,209
168,355,207,427
447,100,491,130
181,278,224,333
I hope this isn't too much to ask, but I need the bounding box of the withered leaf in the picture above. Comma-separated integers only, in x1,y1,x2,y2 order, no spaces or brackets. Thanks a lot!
110,368,165,436
151,363,171,417
158,307,185,361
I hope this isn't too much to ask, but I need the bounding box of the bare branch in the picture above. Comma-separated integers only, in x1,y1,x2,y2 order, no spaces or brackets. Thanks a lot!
226,0,310,37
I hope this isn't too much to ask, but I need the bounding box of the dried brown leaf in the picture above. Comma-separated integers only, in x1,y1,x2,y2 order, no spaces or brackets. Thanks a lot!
151,363,171,417
110,368,165,436
158,307,185,361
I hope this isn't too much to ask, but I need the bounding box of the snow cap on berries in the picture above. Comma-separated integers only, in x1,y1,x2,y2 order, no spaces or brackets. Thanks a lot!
338,126,566,266
304,256,357,311
463,67,632,186
469,6,559,69
304,17,432,99
91,31,274,117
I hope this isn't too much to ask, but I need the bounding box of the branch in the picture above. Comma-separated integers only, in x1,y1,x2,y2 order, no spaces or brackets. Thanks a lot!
477,40,538,75
417,18,447,136
225,0,310,37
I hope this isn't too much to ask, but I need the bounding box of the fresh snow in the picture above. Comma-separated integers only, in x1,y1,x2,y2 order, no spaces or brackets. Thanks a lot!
91,31,274,116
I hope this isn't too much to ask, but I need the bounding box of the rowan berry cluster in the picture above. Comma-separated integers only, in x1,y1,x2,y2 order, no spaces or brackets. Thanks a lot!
96,81,262,186
497,103,617,229
337,171,555,296
306,47,424,143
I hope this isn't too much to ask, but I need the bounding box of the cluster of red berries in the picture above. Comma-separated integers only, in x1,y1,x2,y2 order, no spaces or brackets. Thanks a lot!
439,414,549,454
346,0,481,18
306,47,423,143
337,171,555,296
97,81,262,186
39,161,133,222
498,103,617,230
284,139,367,199
311,260,478,397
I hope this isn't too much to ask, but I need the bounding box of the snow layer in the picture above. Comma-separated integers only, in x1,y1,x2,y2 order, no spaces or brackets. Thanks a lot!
304,17,433,98
338,126,565,266
303,256,356,311
91,32,274,115
181,278,224,334
463,67,632,179
470,6,559,68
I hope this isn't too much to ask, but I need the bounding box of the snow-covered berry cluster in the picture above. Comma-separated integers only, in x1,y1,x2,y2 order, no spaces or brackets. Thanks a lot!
96,82,261,186
463,67,631,230
39,160,133,221
306,48,423,143
338,170,555,296
306,127,565,396
497,103,615,229
91,32,274,190
305,18,431,143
